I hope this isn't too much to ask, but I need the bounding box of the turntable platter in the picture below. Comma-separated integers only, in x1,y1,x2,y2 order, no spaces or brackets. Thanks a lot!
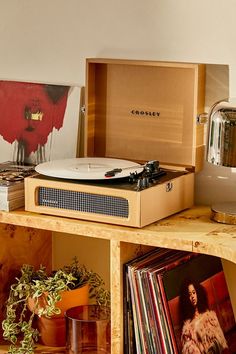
35,157,143,180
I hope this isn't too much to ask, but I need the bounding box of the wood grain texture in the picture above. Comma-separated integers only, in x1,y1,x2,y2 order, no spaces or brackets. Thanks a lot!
1,206,236,263
85,59,205,171
0,224,52,342
1,206,236,353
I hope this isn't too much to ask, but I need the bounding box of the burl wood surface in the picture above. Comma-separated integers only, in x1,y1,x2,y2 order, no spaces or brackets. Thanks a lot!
0,224,52,341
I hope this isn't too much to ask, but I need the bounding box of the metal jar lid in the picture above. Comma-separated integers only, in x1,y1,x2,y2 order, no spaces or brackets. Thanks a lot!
207,98,236,167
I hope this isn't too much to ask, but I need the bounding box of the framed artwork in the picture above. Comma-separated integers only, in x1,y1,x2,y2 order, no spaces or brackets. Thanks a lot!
0,80,82,164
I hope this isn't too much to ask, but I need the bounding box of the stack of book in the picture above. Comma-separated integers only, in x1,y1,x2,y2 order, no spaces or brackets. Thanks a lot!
124,248,236,354
0,161,35,211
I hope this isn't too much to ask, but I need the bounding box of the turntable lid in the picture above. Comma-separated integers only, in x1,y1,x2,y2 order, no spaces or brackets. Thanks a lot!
84,59,205,171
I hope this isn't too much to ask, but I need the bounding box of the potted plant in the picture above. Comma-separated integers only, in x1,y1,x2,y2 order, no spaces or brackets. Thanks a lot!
2,257,110,354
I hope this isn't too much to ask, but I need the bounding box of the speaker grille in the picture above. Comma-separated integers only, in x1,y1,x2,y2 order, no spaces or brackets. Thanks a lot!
38,187,129,218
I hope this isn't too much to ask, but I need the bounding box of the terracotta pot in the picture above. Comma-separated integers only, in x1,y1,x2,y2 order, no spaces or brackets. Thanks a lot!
28,283,89,317
37,316,66,347
54,283,89,317
29,283,89,347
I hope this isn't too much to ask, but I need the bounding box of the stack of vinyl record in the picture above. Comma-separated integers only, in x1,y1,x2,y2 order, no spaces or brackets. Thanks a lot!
124,249,236,354
0,161,35,211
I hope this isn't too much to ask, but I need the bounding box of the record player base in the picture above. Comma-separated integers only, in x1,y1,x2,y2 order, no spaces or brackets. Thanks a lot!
25,172,194,227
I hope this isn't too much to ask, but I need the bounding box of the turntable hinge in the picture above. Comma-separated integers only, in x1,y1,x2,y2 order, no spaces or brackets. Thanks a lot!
80,105,86,114
196,113,208,124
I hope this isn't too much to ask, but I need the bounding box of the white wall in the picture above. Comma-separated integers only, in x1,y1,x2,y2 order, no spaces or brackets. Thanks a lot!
1,0,236,289
0,0,234,84
0,0,235,205
2,0,236,307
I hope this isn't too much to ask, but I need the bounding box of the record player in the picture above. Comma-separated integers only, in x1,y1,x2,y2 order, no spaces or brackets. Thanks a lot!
25,58,205,227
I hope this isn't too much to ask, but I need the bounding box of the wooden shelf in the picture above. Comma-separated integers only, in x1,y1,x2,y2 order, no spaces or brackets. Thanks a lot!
0,344,65,353
1,205,236,353
0,206,236,263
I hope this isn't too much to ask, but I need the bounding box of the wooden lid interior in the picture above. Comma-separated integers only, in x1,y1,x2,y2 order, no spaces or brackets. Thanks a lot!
85,59,205,170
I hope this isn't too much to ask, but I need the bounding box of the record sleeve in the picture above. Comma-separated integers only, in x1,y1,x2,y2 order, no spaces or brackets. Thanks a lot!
125,248,180,353
162,254,236,353
125,249,236,353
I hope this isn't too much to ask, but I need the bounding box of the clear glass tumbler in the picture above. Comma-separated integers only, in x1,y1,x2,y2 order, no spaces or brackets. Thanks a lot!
65,305,111,354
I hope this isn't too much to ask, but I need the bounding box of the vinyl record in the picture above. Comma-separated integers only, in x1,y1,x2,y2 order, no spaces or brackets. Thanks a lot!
35,157,143,180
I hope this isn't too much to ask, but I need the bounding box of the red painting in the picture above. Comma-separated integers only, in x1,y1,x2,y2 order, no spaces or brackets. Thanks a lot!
0,81,70,163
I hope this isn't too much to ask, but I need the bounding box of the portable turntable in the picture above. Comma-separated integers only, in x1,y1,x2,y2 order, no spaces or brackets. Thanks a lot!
25,58,205,227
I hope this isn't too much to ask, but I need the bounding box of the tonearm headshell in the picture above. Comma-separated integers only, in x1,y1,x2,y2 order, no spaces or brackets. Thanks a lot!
105,160,166,191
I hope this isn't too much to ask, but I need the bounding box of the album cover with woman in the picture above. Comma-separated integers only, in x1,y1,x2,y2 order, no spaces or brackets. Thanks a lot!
162,254,236,354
